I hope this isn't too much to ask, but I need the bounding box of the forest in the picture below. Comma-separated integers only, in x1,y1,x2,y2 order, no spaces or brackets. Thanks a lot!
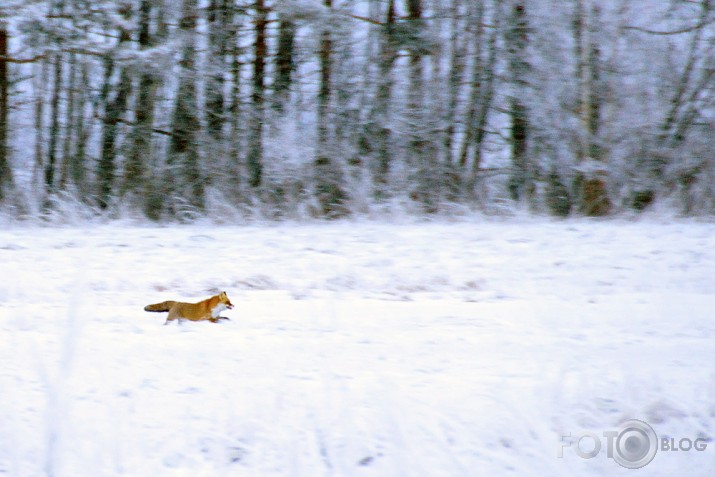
0,0,713,221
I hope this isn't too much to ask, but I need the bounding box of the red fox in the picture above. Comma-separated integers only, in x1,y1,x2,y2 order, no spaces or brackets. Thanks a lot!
144,291,234,325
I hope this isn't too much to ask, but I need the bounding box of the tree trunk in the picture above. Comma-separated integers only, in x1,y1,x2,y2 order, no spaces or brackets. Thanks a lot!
506,2,531,203
33,60,47,198
458,3,484,172
459,1,498,192
169,0,204,214
314,0,348,217
368,0,396,195
206,0,229,141
125,0,158,213
44,51,63,206
470,17,498,180
405,0,437,210
228,9,243,193
59,52,76,190
97,7,132,210
574,0,610,216
71,55,89,197
247,0,266,190
444,0,466,167
659,0,710,149
0,24,11,201
273,17,296,113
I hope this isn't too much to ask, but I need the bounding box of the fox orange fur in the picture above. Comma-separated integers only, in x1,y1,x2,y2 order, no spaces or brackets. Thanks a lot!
144,291,234,325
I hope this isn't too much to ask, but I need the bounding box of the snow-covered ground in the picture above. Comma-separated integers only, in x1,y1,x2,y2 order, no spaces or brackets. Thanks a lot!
1,218,714,476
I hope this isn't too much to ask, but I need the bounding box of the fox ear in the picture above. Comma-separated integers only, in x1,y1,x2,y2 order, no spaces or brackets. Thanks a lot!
220,291,226,297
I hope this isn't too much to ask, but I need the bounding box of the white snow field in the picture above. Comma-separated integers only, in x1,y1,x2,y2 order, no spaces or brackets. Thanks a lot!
1,219,714,476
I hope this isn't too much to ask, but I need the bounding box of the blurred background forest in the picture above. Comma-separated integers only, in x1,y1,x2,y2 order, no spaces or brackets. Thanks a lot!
0,0,713,221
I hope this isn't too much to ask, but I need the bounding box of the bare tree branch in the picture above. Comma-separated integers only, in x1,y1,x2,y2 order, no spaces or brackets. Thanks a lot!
623,18,714,35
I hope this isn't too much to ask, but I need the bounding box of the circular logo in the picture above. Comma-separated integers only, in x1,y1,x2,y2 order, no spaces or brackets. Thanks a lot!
613,419,658,469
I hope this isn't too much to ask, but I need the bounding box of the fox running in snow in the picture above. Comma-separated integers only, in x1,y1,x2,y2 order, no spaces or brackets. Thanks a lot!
144,291,234,325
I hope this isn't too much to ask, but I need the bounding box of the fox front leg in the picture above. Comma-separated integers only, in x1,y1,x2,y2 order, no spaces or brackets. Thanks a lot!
208,316,230,323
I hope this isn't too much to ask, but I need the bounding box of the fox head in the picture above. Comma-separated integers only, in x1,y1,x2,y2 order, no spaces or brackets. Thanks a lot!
218,291,234,309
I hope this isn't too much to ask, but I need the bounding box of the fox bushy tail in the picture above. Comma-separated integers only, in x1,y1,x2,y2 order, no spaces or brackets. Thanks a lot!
144,301,177,313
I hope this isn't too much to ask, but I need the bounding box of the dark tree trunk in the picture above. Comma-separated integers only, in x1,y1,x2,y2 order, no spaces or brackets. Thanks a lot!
97,9,132,210
506,2,531,203
247,0,266,189
314,0,348,217
273,17,296,113
33,60,47,197
59,52,76,190
445,0,466,167
206,0,229,141
509,101,528,199
459,1,498,191
573,0,610,216
125,0,158,212
71,56,89,196
659,0,711,149
45,52,63,204
0,24,11,201
368,0,397,195
169,0,204,214
228,10,242,188
405,0,434,209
